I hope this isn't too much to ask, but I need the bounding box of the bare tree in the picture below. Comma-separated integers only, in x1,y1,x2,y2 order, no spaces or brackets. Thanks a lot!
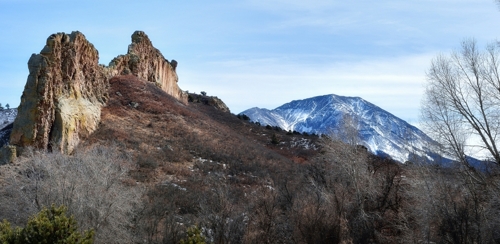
330,113,361,147
421,39,500,166
4,145,143,244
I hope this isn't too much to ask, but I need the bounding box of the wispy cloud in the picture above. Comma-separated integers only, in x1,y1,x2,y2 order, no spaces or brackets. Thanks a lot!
180,52,434,125
0,0,498,130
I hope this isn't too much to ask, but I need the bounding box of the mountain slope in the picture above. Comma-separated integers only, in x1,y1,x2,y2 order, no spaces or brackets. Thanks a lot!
241,94,437,163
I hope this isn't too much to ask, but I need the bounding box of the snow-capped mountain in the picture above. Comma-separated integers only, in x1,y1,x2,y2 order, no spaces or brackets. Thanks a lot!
0,108,17,147
241,94,438,163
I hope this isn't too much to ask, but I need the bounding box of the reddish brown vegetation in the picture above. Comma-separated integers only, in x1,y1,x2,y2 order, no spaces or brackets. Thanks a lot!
2,75,500,243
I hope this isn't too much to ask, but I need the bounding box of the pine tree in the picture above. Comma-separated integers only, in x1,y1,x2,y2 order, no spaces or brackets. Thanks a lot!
0,205,94,243
180,226,206,244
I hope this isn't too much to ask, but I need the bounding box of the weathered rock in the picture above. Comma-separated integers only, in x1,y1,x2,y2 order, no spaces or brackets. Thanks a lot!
188,93,231,113
0,145,17,165
10,30,187,154
108,31,187,103
10,32,108,153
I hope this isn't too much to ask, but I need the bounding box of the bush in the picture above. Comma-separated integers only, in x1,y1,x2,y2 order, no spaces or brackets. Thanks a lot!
271,133,280,145
180,226,206,244
0,205,94,244
236,114,250,121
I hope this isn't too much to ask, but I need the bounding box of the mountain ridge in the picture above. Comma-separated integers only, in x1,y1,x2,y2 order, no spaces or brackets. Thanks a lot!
241,94,438,163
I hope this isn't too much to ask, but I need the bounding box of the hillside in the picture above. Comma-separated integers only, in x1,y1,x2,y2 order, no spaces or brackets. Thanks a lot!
84,75,321,184
0,74,416,243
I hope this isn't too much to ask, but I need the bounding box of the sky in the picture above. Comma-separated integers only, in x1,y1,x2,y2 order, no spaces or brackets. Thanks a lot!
0,0,499,129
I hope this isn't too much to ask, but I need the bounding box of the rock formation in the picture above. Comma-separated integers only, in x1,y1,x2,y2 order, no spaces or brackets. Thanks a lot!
108,31,187,102
10,32,107,153
9,31,187,154
187,93,231,113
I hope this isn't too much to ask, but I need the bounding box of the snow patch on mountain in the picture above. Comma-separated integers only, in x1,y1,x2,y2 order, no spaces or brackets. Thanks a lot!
0,108,17,147
241,94,438,163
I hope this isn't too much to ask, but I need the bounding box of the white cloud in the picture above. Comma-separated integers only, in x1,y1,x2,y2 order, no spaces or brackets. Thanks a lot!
180,52,434,127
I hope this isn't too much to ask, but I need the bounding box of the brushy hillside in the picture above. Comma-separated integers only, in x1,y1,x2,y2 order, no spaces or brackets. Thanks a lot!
1,75,500,243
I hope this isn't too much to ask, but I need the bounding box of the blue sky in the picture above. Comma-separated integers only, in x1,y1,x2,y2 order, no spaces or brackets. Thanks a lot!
0,0,499,127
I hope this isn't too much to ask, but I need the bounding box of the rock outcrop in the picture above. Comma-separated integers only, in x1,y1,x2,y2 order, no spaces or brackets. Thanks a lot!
188,93,231,113
108,31,187,102
9,31,187,154
10,32,107,153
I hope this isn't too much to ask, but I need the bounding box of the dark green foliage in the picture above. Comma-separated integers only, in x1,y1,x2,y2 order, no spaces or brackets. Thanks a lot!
236,114,250,121
138,155,159,169
180,226,206,244
271,133,280,145
0,205,94,244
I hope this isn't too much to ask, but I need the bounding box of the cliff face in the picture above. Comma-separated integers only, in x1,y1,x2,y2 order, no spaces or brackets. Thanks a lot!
10,32,107,153
108,31,187,102
9,31,186,154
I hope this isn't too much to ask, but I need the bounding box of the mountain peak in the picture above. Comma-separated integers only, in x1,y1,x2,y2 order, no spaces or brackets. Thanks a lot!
241,94,437,163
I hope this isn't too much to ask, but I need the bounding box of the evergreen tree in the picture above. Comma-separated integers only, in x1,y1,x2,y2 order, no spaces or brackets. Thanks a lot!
0,205,94,243
180,226,206,244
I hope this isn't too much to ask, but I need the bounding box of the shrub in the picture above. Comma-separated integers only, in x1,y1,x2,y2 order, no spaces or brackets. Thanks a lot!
237,114,250,121
271,133,280,145
0,205,94,243
180,226,206,244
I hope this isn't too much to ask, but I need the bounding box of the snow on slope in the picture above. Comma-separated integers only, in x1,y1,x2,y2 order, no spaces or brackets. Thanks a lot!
0,108,17,147
241,94,438,163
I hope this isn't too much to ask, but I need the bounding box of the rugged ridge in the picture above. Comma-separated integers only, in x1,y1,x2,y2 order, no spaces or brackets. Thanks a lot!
9,31,186,154
108,31,187,102
241,94,439,163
